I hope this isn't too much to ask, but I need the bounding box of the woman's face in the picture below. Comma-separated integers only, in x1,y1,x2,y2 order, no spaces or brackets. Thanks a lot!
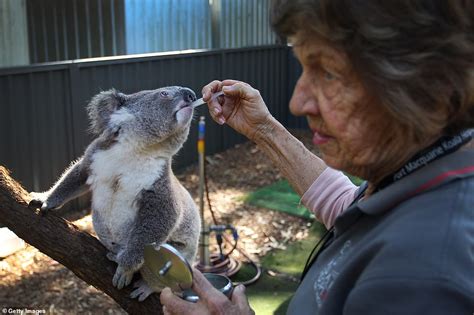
290,37,402,180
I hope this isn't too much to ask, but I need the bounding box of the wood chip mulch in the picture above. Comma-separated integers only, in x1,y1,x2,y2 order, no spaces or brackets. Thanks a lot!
0,129,317,314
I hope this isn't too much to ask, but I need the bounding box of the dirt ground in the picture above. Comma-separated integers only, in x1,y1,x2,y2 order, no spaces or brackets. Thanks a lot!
0,129,317,314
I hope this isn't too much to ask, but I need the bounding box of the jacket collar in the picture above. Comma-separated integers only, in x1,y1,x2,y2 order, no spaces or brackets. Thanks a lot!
333,148,474,236
357,148,474,216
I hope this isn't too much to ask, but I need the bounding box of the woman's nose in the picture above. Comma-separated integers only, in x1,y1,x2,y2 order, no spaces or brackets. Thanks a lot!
289,74,320,117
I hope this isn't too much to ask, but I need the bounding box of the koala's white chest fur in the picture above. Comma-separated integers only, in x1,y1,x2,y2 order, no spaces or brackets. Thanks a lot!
86,142,165,243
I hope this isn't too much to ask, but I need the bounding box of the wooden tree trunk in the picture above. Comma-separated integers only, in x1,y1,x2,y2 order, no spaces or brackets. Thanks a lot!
0,166,163,314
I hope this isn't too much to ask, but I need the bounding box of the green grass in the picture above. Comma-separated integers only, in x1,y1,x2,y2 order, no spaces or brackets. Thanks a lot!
230,224,326,314
243,174,363,221
260,223,326,277
244,180,314,219
236,267,298,315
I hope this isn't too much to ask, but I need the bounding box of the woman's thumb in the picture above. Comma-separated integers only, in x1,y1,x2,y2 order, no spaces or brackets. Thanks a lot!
231,284,248,306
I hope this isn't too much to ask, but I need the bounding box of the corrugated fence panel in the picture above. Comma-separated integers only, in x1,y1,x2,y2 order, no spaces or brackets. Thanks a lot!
124,0,211,54
0,46,295,210
0,0,30,67
0,66,75,192
26,0,126,63
121,0,277,53
17,0,277,67
220,0,275,48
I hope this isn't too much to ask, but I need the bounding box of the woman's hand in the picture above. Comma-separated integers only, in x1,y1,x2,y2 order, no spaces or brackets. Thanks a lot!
160,269,254,315
202,80,272,141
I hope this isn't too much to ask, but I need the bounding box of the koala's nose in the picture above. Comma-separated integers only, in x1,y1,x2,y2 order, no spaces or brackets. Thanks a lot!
181,88,196,103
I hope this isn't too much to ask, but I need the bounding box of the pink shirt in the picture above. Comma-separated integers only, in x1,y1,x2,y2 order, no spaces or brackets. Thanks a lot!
301,167,358,229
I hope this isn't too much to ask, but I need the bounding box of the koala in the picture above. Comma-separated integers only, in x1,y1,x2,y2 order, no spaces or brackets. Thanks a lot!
29,86,201,301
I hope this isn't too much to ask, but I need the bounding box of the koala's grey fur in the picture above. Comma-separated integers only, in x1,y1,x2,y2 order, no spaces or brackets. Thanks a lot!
30,86,201,301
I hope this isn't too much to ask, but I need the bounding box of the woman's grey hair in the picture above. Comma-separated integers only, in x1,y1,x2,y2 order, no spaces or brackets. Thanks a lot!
271,0,474,140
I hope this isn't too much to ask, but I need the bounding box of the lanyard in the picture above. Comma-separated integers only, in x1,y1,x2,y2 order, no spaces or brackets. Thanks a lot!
300,182,367,280
376,129,473,191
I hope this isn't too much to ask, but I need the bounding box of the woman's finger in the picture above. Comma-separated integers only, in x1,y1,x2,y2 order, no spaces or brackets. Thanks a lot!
191,269,230,307
222,82,259,100
206,95,225,124
221,79,244,86
160,287,195,315
202,80,222,101
231,285,254,314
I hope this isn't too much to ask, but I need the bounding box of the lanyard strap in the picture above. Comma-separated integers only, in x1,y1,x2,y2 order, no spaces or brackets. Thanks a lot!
376,129,473,191
300,182,368,280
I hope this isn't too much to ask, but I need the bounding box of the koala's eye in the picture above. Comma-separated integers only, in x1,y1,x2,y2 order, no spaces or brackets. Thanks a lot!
160,91,169,98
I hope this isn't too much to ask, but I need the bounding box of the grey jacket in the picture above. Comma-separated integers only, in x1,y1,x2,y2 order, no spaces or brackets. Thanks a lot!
287,148,474,314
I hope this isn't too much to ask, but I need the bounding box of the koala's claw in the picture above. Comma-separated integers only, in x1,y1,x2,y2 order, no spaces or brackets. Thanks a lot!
113,266,134,290
130,280,154,302
28,199,43,209
28,199,51,216
28,192,60,215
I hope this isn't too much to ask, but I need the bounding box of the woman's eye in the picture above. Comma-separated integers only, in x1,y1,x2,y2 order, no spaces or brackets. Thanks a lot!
160,91,169,97
323,70,336,81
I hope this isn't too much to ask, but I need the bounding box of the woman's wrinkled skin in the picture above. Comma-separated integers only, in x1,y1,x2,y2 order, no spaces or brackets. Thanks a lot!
159,269,254,315
290,36,437,189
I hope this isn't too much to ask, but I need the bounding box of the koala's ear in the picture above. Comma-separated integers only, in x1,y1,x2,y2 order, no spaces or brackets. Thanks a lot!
87,89,126,135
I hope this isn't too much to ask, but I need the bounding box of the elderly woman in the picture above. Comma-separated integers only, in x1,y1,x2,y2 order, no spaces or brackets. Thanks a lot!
161,0,474,314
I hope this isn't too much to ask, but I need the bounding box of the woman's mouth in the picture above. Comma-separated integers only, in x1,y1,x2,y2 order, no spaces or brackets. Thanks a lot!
312,129,332,145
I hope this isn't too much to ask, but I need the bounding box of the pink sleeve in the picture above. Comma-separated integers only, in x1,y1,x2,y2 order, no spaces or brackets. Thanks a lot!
301,167,358,229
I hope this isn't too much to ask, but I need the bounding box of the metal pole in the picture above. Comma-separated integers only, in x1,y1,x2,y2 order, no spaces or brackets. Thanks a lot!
198,116,210,267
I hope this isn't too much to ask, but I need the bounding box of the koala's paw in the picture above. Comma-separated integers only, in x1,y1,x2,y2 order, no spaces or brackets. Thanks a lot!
106,252,118,263
29,192,46,207
28,198,44,210
112,266,135,290
29,192,55,215
130,279,155,302
113,249,144,289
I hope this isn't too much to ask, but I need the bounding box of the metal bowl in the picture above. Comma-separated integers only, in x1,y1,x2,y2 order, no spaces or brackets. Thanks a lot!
182,273,233,303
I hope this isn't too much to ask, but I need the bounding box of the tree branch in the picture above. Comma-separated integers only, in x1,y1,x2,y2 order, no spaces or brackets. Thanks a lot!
0,166,163,314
